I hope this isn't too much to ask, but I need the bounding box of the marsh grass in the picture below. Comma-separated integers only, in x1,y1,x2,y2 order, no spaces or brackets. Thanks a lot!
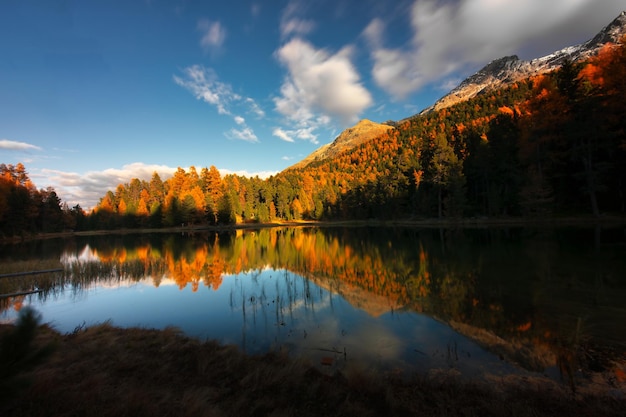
0,259,168,312
0,260,65,311
0,259,64,289
0,323,624,417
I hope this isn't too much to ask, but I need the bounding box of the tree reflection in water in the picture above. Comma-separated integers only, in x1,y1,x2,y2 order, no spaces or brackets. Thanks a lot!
1,226,625,387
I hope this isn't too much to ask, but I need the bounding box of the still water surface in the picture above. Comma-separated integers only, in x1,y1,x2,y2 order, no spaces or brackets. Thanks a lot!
2,226,625,381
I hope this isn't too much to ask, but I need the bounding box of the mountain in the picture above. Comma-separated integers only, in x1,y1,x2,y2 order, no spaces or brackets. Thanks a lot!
288,12,625,172
287,119,394,170
420,11,626,114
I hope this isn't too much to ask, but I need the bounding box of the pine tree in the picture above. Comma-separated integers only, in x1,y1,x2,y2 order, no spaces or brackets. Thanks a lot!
0,307,55,404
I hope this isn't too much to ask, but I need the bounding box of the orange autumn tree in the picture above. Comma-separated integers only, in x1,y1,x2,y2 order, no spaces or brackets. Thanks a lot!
1,163,71,235
87,38,626,227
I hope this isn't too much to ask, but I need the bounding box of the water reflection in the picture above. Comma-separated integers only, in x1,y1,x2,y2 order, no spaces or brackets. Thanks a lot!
1,226,625,382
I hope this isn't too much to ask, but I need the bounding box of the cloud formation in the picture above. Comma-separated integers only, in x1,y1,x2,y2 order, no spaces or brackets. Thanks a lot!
280,1,315,38
272,125,318,144
365,0,622,99
174,65,264,141
41,163,179,210
0,139,42,151
274,38,372,143
272,127,294,143
197,19,226,52
219,168,277,179
174,65,237,115
245,97,265,118
225,127,258,143
41,162,278,210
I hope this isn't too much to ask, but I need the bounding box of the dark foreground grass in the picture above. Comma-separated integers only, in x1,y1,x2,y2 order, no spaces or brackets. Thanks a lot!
1,323,624,417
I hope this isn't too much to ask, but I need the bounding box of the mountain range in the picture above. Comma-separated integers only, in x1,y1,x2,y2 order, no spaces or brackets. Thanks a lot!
293,11,626,170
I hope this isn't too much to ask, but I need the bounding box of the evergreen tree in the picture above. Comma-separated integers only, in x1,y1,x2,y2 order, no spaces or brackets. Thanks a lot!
0,307,55,403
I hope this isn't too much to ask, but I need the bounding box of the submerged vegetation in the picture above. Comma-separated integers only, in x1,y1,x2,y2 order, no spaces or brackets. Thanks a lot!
2,227,625,397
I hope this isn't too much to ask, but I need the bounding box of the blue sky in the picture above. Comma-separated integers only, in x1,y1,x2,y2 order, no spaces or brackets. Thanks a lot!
1,0,623,209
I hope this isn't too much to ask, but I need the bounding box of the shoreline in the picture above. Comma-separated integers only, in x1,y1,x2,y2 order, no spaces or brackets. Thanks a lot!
2,215,625,244
1,322,624,417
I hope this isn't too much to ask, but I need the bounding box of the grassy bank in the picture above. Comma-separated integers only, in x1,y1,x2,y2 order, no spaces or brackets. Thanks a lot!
1,322,624,417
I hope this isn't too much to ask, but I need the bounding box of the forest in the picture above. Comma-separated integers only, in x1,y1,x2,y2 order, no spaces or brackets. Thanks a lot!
1,40,624,236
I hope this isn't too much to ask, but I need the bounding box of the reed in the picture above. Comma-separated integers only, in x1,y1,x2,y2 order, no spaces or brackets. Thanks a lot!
0,259,169,314
1,322,623,417
0,259,65,301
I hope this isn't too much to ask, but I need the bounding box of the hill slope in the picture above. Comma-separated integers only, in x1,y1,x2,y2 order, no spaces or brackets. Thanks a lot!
79,12,626,229
288,119,394,170
290,11,626,171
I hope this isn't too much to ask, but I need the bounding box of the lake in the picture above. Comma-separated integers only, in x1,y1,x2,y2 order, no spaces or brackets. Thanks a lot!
1,226,625,386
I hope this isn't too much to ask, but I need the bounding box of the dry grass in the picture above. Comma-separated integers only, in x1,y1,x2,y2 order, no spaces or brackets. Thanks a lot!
1,323,624,417
0,259,65,307
0,259,158,312
0,259,64,277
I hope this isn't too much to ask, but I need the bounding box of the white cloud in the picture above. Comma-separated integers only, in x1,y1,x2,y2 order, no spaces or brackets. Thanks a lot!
364,0,624,99
272,127,294,143
292,126,318,144
219,168,277,179
281,18,315,38
0,139,42,151
274,38,372,141
174,67,263,143
273,125,320,145
174,65,234,115
40,162,279,209
174,65,265,130
438,76,463,92
41,163,179,210
225,127,258,143
245,97,265,118
280,1,315,38
197,19,226,52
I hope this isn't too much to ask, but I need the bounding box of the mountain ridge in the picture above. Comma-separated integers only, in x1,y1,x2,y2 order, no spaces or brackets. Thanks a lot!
288,11,625,173
418,10,626,115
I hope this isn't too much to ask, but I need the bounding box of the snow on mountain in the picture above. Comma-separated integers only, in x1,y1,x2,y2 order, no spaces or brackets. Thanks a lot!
420,11,626,115
285,12,626,172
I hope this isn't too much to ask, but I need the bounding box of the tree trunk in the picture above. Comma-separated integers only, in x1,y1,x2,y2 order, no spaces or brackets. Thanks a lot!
582,142,600,218
438,187,442,219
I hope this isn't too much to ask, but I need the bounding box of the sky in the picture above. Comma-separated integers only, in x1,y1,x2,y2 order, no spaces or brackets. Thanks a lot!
1,0,624,209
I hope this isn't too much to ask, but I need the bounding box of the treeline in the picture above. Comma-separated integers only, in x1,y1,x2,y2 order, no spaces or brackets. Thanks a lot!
62,40,626,228
88,165,299,229
3,40,624,235
0,163,86,237
288,41,626,220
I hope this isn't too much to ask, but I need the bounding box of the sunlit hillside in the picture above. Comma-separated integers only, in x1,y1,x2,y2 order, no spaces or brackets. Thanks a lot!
1,38,625,236
89,39,625,228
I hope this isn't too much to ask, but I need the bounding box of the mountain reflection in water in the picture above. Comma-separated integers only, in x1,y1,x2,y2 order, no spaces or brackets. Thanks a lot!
1,226,625,384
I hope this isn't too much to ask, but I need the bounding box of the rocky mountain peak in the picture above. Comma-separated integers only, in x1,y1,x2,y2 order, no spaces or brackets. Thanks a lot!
419,11,626,115
588,10,626,46
285,12,626,173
